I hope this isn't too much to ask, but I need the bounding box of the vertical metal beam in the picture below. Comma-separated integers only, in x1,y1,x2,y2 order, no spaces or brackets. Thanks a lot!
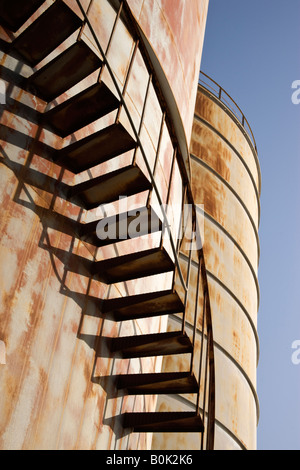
181,215,195,334
97,0,124,84
147,111,166,207
131,73,152,165
115,38,140,122
159,147,177,250
77,0,94,41
190,255,202,374
196,285,206,414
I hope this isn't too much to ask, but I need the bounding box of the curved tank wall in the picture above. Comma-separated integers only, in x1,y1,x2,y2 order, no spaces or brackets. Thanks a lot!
0,0,208,450
191,85,260,449
126,0,209,157
152,82,260,450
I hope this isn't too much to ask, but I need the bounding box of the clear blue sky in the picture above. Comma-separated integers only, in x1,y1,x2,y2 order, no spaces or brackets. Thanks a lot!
200,0,300,450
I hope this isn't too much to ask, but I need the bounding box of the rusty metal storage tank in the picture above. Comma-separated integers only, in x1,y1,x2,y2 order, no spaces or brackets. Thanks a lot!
152,72,260,450
192,74,260,449
0,0,213,451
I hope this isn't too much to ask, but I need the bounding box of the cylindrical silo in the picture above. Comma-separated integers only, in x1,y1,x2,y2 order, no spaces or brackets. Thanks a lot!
192,75,261,449
152,73,260,451
0,0,209,451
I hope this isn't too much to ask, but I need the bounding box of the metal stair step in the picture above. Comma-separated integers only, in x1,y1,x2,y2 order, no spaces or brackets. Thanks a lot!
108,331,192,359
42,81,119,135
79,206,162,248
92,247,175,284
67,165,151,210
122,412,204,433
27,41,102,103
117,372,198,395
54,122,136,174
0,0,45,32
101,289,184,321
10,1,82,67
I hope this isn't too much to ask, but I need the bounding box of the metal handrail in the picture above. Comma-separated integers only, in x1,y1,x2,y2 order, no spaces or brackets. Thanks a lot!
76,0,215,449
75,0,188,294
179,200,215,450
199,70,257,153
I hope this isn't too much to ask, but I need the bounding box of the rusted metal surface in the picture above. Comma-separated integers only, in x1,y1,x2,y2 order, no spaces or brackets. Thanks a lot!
190,117,260,229
42,81,119,137
68,165,152,209
191,87,260,449
27,42,103,104
154,77,260,450
11,1,83,67
126,0,209,147
0,0,212,450
54,123,137,174
151,394,204,450
191,160,259,270
100,289,183,322
199,72,258,154
213,347,257,450
194,91,260,194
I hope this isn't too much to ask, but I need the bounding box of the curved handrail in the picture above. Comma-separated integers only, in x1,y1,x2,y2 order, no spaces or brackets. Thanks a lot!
199,71,257,153
178,199,215,450
76,0,215,450
75,0,188,294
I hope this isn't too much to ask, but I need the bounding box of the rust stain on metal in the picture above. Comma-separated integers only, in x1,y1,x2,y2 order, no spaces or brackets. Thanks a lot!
127,0,209,143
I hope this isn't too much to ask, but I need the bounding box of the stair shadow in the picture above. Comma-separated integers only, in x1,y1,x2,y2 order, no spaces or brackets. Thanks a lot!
78,333,128,360
0,63,28,94
102,415,131,439
92,374,120,398
0,150,69,197
4,95,41,125
59,288,104,318
0,65,143,446
0,124,54,162
39,243,94,278
0,141,132,444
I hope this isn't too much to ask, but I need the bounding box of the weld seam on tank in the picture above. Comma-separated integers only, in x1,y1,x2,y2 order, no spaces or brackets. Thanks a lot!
197,84,261,195
197,207,260,308
214,421,247,451
191,154,261,261
160,386,249,450
191,154,260,269
179,252,260,365
169,313,260,424
214,340,260,425
206,269,260,365
193,114,261,209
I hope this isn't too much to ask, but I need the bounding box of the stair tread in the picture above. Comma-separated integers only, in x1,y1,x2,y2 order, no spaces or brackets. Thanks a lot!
117,372,198,395
0,0,45,32
54,122,136,174
93,247,175,285
11,1,82,67
108,330,192,358
122,412,204,433
101,289,184,321
80,206,162,248
42,81,118,135
68,165,151,209
28,41,102,103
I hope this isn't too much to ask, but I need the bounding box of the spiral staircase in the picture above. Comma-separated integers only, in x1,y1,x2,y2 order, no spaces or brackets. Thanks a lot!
0,0,215,449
